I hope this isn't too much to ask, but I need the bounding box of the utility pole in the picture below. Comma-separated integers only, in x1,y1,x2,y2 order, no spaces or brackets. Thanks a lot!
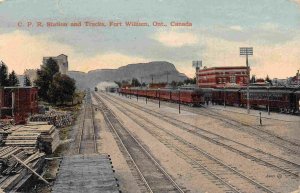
297,70,299,88
240,47,253,114
158,88,160,108
151,74,154,85
145,90,147,104
267,85,270,115
178,88,181,114
223,85,226,108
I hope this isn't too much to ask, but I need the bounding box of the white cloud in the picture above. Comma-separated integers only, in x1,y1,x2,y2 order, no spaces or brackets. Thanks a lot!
152,30,198,47
1,29,299,79
195,34,300,79
259,22,280,31
229,25,243,31
0,30,147,74
291,0,300,5
71,53,147,72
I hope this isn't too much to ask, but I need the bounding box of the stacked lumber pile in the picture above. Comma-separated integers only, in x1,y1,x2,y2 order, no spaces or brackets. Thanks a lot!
0,146,45,192
29,111,73,128
1,124,60,154
5,131,39,148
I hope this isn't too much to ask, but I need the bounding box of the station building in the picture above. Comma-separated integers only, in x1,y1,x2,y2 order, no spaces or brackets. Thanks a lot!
0,87,39,124
197,66,249,88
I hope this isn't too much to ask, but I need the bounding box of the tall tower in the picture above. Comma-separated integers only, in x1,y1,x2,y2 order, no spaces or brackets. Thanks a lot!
192,60,202,87
42,54,69,74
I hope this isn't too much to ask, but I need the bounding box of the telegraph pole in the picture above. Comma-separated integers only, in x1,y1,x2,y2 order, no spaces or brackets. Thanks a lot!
158,88,161,108
240,47,253,114
178,88,181,114
297,70,299,88
151,74,154,85
145,90,147,104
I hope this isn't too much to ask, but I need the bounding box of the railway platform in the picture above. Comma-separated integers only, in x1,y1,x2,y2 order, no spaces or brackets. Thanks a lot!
52,154,119,193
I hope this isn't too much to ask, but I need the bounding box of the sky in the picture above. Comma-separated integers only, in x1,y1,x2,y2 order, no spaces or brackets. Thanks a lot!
0,0,300,79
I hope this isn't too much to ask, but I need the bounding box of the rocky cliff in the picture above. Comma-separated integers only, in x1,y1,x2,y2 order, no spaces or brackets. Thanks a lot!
67,61,187,89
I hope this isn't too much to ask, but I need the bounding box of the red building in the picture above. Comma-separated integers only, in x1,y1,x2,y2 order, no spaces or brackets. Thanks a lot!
197,66,249,88
0,87,39,124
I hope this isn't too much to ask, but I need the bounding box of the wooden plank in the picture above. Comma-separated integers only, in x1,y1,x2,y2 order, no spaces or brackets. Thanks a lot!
11,155,49,185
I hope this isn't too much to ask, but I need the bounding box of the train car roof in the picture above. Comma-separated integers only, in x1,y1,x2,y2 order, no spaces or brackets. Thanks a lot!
240,89,294,93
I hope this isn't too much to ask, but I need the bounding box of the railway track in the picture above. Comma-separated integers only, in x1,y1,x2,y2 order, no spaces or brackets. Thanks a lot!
102,93,300,178
97,92,279,193
123,93,300,155
196,106,300,154
78,91,97,154
93,92,185,193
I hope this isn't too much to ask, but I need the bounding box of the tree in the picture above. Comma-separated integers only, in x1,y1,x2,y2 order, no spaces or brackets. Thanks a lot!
250,75,256,83
24,75,32,86
47,73,76,105
184,77,196,85
114,81,121,88
131,78,141,87
8,70,19,86
34,58,59,100
0,62,9,86
265,75,272,85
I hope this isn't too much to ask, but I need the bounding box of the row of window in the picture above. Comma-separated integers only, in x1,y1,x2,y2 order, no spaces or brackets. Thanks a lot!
200,71,247,76
217,76,247,84
242,93,287,100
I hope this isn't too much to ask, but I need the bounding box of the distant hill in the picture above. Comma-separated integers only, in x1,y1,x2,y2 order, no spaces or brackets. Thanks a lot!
67,61,188,89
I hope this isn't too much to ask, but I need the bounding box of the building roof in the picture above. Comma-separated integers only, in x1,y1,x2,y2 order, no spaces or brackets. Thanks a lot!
200,66,248,71
2,86,37,89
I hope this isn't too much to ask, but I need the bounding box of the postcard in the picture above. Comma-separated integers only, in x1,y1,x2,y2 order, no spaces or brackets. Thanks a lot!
0,0,299,193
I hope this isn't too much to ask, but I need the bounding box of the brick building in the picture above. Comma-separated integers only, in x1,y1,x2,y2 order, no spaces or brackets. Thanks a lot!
0,87,39,124
197,66,249,88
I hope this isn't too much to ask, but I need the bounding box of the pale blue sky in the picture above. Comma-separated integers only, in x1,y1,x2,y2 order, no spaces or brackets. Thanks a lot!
0,0,300,78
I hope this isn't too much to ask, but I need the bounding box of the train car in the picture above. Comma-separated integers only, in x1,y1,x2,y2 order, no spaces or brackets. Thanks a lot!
211,87,241,106
146,89,157,98
240,86,295,113
169,89,203,106
137,89,147,97
158,89,172,101
294,89,300,113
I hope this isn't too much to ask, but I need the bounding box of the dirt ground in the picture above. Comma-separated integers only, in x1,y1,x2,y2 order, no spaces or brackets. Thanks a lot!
95,92,300,193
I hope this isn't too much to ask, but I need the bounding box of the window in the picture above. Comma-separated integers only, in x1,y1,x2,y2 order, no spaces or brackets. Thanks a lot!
230,76,236,83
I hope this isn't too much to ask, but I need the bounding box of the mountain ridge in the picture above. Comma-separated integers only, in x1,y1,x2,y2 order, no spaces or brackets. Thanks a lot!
67,61,188,89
